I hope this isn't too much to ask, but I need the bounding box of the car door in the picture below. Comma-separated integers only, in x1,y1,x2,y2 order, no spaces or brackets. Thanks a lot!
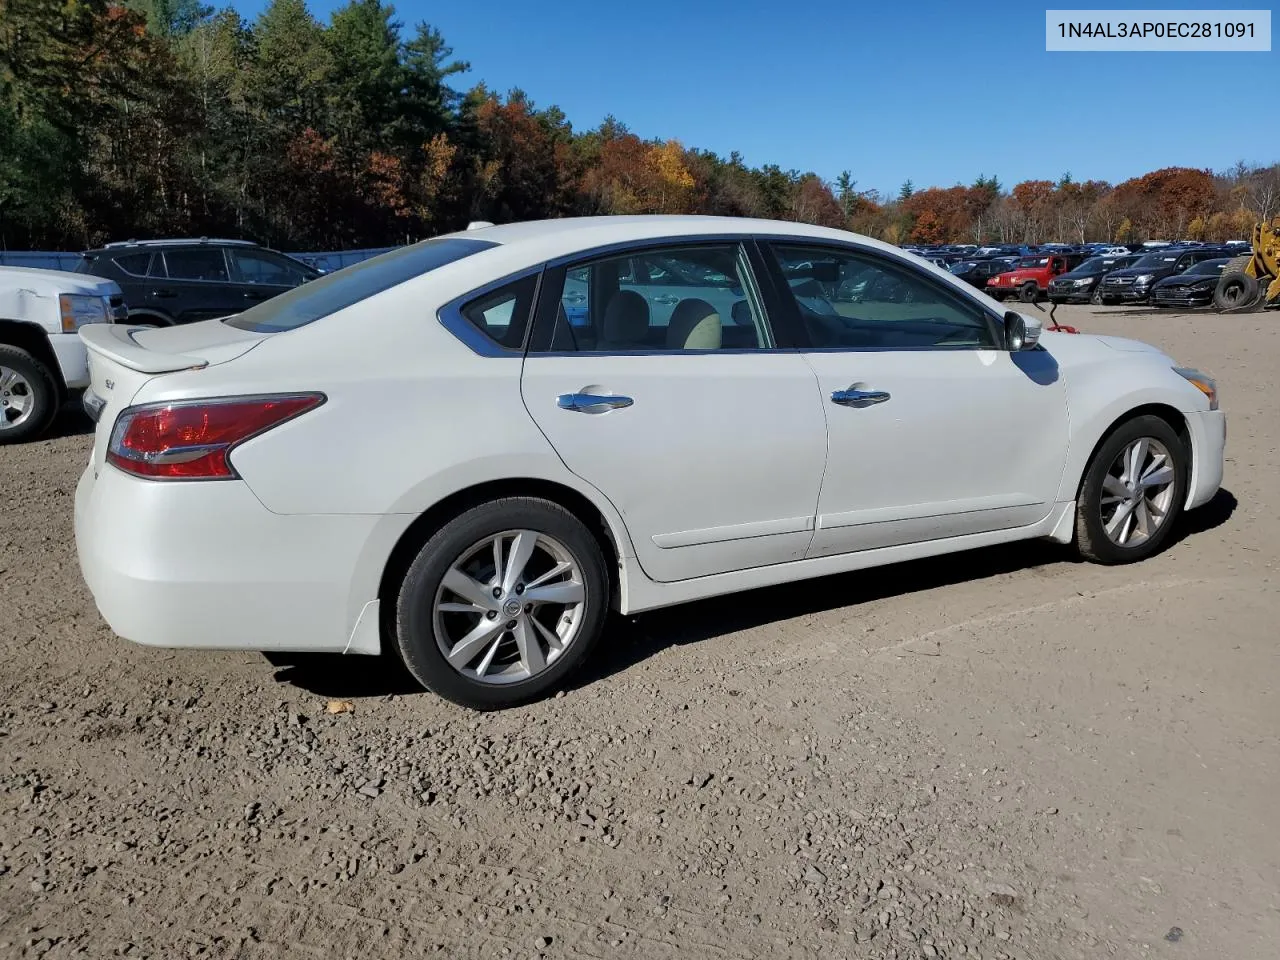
228,247,313,308
154,248,245,323
762,241,1071,558
520,240,828,583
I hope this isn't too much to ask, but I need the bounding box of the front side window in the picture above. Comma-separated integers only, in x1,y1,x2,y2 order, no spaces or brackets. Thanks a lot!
538,243,772,353
232,249,309,286
768,243,998,350
163,249,230,282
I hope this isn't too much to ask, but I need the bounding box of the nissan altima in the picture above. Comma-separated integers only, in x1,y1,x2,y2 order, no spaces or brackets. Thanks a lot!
74,216,1225,709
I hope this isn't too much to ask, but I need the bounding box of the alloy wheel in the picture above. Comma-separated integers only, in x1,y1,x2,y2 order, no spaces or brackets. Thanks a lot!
433,530,586,685
0,366,35,431
1099,437,1177,547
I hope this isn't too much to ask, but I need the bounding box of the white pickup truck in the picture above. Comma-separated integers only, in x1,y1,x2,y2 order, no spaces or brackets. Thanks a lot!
0,266,128,444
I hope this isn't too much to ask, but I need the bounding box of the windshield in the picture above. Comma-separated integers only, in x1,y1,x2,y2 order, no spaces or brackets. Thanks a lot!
1017,257,1049,269
1073,257,1112,274
1134,252,1181,268
225,237,496,333
1186,259,1228,275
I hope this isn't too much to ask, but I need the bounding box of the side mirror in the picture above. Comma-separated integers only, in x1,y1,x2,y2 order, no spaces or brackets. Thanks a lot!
1004,310,1042,351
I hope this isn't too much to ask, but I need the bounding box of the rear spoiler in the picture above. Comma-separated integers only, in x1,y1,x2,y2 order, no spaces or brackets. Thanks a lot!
79,324,208,374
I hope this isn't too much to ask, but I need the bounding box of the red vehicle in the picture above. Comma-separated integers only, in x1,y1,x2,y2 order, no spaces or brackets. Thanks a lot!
986,253,1086,302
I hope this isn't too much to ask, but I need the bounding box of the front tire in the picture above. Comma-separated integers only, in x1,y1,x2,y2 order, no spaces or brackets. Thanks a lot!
394,497,609,709
1076,415,1187,564
0,345,58,444
1018,282,1039,303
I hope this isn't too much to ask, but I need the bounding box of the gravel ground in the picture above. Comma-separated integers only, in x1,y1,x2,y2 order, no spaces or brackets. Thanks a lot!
1,303,1276,960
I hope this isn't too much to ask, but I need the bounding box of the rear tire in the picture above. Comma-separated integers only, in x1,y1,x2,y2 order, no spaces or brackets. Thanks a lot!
1076,415,1187,565
394,497,610,709
0,345,58,445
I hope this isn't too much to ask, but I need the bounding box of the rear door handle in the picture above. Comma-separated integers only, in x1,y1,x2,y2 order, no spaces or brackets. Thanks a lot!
651,294,679,305
557,393,634,414
151,289,177,298
831,389,891,407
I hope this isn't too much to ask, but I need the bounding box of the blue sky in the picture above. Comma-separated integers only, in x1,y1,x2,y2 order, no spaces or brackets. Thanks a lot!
232,0,1274,196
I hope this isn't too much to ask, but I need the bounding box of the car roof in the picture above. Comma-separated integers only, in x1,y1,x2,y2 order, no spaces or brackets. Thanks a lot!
92,238,261,252
442,215,910,263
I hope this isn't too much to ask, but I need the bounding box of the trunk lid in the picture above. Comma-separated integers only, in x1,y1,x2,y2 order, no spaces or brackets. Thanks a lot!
80,319,269,469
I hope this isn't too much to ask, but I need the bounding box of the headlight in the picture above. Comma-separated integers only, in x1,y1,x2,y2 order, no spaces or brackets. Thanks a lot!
1135,274,1154,284
1073,278,1092,287
58,294,109,332
1174,367,1218,411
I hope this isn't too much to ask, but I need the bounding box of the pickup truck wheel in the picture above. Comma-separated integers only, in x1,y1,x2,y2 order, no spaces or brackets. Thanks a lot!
1018,282,1039,303
0,345,58,444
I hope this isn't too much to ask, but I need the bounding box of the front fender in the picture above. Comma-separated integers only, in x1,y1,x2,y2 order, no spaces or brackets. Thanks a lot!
1055,360,1209,504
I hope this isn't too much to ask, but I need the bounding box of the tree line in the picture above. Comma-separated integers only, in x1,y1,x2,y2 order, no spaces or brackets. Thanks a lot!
2,0,1278,252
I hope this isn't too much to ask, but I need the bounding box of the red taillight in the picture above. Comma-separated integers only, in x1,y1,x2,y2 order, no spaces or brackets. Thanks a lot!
106,394,325,480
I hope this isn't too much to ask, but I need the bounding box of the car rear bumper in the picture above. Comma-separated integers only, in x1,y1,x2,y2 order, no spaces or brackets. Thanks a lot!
74,462,394,654
1186,409,1225,511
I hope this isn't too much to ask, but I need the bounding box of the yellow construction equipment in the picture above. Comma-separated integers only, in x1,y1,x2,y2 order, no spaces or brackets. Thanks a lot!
1214,216,1280,311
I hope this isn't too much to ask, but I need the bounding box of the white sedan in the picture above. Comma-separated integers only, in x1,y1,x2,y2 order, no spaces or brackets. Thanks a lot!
74,216,1225,709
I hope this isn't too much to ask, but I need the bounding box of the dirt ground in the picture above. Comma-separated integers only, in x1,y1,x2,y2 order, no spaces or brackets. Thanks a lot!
1,303,1276,960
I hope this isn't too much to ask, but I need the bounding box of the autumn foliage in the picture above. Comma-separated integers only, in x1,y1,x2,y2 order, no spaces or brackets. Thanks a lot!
1,0,1276,250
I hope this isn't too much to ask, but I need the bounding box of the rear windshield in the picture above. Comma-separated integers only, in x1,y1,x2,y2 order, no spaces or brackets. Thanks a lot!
225,237,496,333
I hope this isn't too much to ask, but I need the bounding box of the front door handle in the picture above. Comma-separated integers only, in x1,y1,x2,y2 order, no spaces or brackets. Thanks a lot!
557,392,634,414
651,294,679,305
831,388,891,408
151,289,177,299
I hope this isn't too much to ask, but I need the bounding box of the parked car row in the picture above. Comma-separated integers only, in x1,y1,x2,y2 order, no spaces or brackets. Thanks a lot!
1095,248,1232,306
926,242,1236,306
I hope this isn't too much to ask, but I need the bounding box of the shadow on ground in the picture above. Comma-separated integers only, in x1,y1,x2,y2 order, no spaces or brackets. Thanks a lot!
47,403,95,440
266,488,1236,701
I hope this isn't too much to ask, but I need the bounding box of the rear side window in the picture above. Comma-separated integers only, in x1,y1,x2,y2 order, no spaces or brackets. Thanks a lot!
459,274,539,351
164,249,230,281
226,237,497,333
112,253,152,277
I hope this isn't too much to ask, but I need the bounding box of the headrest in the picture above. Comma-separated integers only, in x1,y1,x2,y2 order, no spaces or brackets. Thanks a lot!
601,290,649,344
667,298,721,350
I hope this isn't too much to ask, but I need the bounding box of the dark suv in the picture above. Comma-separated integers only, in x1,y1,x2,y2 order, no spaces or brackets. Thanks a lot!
1047,254,1141,304
1097,247,1229,305
76,239,318,326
